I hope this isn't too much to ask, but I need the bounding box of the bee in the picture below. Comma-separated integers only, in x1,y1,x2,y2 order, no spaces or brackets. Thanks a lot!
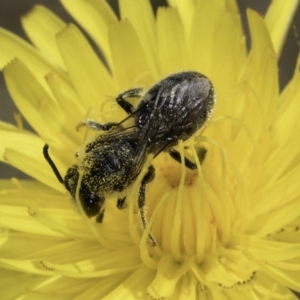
79,71,215,168
43,71,215,245
43,133,155,242
43,125,150,221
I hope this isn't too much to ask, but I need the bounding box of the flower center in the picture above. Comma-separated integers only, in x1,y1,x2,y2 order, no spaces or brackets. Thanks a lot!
158,153,199,188
141,143,257,297
146,149,207,255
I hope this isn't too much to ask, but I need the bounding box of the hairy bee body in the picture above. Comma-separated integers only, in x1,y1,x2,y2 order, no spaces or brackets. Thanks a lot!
44,71,215,244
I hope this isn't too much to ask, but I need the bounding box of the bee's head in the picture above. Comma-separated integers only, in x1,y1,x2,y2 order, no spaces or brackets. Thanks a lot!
64,165,103,218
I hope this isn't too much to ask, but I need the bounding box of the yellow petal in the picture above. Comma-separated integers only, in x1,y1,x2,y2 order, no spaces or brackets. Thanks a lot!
241,9,279,119
168,0,195,38
189,0,246,99
0,28,69,92
265,0,299,57
249,200,300,238
0,257,55,276
261,134,300,186
1,233,139,273
251,166,300,218
0,129,67,191
0,269,48,300
24,276,98,300
45,73,85,145
60,0,117,68
262,263,300,292
147,254,190,299
272,61,300,144
3,59,76,150
0,180,81,236
0,120,23,131
156,7,187,75
108,19,154,89
251,272,298,300
119,0,158,76
21,5,66,68
268,259,300,271
36,247,141,278
102,267,155,300
70,273,130,300
237,236,300,262
56,24,115,109
271,227,300,244
0,204,64,237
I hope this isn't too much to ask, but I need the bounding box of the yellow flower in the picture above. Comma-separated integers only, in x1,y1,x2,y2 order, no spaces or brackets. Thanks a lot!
1,0,300,299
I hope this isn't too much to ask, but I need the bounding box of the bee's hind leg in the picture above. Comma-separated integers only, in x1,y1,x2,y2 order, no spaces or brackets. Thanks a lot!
138,165,157,246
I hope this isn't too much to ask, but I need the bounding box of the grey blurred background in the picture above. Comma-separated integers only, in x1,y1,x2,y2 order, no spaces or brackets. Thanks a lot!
0,0,300,179
0,1,300,297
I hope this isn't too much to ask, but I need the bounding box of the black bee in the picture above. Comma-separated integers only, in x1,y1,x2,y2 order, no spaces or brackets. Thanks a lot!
80,71,215,168
43,71,215,245
43,125,150,222
43,132,155,242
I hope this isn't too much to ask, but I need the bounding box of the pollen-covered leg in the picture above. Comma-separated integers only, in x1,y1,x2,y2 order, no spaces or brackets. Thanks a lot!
76,120,118,131
86,194,105,223
96,208,105,223
196,147,207,164
116,88,144,115
117,197,126,209
138,165,156,246
168,147,207,169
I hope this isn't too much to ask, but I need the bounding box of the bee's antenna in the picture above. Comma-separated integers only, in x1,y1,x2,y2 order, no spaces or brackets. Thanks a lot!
43,144,64,184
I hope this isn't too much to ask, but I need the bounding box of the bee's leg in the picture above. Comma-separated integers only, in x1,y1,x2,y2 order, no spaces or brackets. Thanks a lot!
43,144,64,184
168,147,207,169
96,209,105,223
81,191,106,223
196,147,207,164
91,196,106,223
116,88,144,115
76,121,119,132
168,148,197,169
138,165,157,246
117,197,126,209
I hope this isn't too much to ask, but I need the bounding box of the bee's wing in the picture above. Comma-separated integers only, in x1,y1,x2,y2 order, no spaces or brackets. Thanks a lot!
133,84,181,155
134,84,210,160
